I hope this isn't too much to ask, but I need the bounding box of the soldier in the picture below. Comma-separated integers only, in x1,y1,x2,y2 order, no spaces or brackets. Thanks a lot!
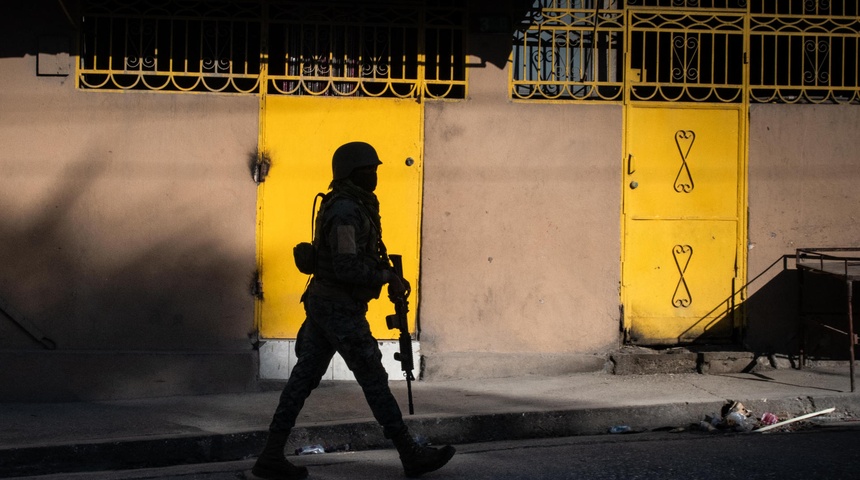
252,142,455,480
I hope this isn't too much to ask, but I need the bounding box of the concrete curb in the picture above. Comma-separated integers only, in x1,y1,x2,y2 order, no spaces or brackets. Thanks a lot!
4,392,859,478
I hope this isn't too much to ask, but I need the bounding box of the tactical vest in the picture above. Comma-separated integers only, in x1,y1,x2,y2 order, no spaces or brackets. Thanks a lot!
310,192,385,302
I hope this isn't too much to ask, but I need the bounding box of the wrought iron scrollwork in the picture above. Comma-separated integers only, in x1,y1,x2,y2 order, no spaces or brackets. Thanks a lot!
804,38,831,85
79,0,465,98
674,130,696,193
672,35,700,83
672,244,693,308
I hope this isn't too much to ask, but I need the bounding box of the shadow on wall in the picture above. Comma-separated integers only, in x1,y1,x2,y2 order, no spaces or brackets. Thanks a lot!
1,0,550,76
0,152,255,359
637,254,857,360
743,256,857,361
0,2,77,59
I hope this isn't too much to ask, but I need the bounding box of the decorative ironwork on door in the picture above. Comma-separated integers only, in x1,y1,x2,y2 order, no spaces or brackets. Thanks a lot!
674,130,695,193
672,244,693,308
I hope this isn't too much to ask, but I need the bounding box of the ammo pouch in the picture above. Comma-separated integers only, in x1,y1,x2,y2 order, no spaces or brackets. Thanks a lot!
351,284,383,303
293,242,316,275
294,192,327,275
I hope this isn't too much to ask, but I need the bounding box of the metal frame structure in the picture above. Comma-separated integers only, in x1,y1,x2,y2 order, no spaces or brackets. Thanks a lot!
796,248,860,392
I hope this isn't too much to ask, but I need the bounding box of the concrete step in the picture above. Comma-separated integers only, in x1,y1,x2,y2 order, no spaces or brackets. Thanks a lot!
609,347,767,375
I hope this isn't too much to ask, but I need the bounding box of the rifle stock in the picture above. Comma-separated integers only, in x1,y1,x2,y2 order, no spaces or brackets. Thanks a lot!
385,254,415,415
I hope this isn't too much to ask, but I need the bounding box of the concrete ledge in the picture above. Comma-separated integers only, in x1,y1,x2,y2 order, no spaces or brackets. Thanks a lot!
611,351,698,375
0,350,258,402
699,351,757,374
422,352,608,380
610,349,759,375
259,340,418,381
6,393,859,478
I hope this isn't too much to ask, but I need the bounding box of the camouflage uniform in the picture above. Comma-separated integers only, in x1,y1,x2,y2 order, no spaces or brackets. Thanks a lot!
255,143,453,480
269,188,406,439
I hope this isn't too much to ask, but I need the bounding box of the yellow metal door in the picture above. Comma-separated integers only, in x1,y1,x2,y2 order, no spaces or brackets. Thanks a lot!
258,96,423,340
622,105,745,345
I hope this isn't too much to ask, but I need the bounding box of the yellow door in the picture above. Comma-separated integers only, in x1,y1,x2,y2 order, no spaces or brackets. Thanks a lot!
257,96,423,340
622,105,745,345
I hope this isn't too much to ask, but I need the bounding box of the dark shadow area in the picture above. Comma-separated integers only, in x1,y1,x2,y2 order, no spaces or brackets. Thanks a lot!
742,259,800,356
744,255,857,362
0,156,255,351
678,297,738,346
0,146,257,400
628,279,739,347
731,371,844,393
0,1,77,59
1,0,543,70
630,253,856,361
467,0,544,69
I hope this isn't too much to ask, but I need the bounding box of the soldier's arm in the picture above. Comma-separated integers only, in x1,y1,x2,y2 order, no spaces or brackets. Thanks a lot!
325,206,388,288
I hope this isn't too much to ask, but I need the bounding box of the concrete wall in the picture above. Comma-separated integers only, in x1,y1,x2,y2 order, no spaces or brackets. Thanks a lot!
0,4,260,400
745,104,860,357
419,33,622,378
4,2,858,399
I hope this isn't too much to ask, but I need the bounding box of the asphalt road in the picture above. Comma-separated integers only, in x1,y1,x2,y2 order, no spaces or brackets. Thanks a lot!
12,423,860,480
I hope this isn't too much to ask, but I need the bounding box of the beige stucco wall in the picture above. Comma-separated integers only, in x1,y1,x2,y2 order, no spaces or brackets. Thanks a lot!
7,3,857,397
0,58,259,352
745,104,860,354
0,6,260,399
418,40,623,376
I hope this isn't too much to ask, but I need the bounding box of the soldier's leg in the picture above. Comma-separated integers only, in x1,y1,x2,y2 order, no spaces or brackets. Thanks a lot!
316,300,406,438
270,314,337,433
254,310,335,480
326,302,456,477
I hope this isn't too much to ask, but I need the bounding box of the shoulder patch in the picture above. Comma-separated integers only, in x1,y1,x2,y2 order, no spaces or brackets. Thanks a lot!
336,225,357,254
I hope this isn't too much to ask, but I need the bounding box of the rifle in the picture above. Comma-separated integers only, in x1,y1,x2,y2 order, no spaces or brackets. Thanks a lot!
385,254,415,415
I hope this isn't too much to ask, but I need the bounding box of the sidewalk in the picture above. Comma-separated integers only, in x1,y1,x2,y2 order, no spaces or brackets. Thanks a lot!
2,364,859,478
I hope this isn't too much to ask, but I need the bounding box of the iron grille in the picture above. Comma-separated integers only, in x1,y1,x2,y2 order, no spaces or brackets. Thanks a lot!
749,1,860,104
78,0,467,99
512,1,625,101
511,0,860,104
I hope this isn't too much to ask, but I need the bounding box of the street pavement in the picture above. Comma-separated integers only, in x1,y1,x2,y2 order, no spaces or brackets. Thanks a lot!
1,361,859,478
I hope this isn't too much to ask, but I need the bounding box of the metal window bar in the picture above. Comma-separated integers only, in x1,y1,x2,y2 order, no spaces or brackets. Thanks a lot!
512,0,860,104
266,1,466,98
79,0,465,99
749,10,860,104
628,10,746,102
79,0,262,93
424,5,467,99
626,0,747,8
267,7,421,98
512,0,625,101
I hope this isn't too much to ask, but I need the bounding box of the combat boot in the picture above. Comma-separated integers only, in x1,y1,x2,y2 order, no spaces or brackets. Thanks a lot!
392,427,456,478
251,432,308,480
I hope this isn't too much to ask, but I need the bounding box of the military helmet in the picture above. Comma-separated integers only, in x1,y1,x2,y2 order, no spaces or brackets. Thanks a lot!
332,141,382,180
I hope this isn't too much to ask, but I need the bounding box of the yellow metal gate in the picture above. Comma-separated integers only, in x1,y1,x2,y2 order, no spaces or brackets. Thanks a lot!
257,96,423,340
